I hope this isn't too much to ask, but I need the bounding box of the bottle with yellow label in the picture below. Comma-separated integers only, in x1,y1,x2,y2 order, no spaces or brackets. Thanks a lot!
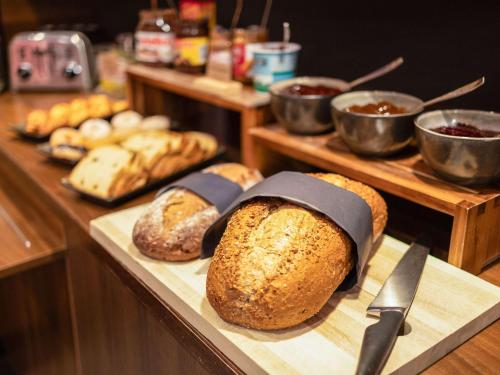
174,19,209,74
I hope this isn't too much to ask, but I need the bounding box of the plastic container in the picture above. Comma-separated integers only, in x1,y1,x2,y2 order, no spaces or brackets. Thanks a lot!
252,42,301,92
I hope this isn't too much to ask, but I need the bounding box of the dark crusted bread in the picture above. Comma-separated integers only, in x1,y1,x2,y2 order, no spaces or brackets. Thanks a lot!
206,173,387,330
132,163,263,261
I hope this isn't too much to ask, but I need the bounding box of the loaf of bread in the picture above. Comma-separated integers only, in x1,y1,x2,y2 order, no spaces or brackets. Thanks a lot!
206,173,387,330
68,145,147,198
133,163,263,261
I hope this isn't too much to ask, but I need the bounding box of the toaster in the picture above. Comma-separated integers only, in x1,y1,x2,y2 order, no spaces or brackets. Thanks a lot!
9,31,96,91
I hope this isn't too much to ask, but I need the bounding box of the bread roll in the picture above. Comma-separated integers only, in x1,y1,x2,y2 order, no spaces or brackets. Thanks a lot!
206,173,387,330
133,163,263,262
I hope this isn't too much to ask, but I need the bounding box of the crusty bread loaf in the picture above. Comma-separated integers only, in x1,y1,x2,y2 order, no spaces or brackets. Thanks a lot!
133,163,263,261
206,173,387,330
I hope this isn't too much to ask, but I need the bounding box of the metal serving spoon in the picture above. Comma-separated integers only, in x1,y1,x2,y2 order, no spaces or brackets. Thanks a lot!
421,77,485,108
349,57,404,89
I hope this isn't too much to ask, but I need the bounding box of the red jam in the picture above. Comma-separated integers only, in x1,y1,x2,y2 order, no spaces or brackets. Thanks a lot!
283,84,342,96
345,101,408,115
431,123,499,138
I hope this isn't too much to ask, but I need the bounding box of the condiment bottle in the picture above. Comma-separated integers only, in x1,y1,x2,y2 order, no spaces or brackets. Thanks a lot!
174,19,209,74
232,26,268,83
179,0,216,31
135,9,177,67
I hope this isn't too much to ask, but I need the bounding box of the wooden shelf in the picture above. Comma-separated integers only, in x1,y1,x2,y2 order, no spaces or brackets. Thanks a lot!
126,64,270,112
250,125,500,273
127,64,272,166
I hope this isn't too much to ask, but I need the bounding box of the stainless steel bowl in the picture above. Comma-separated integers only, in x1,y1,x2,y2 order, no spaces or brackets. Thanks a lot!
331,91,424,156
269,77,350,134
415,110,500,185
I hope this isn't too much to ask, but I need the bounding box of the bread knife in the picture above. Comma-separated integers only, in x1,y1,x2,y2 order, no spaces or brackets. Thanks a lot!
355,237,430,375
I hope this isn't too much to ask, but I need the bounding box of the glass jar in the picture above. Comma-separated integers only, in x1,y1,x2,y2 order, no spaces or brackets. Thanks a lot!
135,9,177,67
174,19,209,74
232,26,268,83
179,0,216,31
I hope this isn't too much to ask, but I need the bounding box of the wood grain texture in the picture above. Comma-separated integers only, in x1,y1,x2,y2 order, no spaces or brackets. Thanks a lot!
126,64,270,111
66,221,240,375
0,150,65,278
91,204,500,375
0,259,76,375
0,92,499,374
249,125,500,273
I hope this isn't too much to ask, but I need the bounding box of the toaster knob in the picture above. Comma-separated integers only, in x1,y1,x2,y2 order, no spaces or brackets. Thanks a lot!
63,62,82,79
17,63,32,80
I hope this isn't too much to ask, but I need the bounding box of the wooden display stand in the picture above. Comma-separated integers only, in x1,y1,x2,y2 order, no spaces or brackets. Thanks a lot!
125,64,499,274
248,125,500,275
126,64,271,166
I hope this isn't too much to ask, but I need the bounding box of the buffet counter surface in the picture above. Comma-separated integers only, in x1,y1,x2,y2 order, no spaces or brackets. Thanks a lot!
0,92,498,374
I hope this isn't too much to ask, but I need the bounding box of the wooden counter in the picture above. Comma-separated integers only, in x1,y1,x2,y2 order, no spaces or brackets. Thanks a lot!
0,92,498,374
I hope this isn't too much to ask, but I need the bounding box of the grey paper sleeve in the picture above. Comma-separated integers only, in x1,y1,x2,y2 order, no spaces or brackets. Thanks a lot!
201,171,373,288
155,172,243,213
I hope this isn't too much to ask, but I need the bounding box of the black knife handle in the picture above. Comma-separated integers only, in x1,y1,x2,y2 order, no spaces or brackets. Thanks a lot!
355,310,405,375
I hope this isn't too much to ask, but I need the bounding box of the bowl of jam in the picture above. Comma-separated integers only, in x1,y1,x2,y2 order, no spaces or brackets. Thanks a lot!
415,110,500,185
269,77,350,134
331,90,424,156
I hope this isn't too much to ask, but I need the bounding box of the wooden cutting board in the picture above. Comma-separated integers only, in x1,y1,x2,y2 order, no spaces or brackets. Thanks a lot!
90,205,500,375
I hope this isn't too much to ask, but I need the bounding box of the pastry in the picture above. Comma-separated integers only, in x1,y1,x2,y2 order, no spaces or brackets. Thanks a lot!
121,131,183,175
68,109,89,127
52,145,86,161
69,98,89,113
88,94,112,118
46,103,71,132
112,99,129,114
68,145,147,198
140,115,170,131
184,131,218,160
133,163,263,261
50,128,84,148
25,109,49,134
206,173,388,330
79,119,112,140
111,110,143,130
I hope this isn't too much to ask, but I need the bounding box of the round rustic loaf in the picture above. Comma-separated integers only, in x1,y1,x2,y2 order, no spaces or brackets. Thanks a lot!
132,163,263,261
206,173,387,330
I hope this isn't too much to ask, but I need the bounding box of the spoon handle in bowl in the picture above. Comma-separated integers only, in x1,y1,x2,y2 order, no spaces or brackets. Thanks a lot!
422,77,485,108
348,57,404,89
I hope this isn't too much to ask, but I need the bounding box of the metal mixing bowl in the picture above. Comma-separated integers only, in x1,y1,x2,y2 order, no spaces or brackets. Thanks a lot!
415,110,500,185
331,91,424,156
269,77,350,134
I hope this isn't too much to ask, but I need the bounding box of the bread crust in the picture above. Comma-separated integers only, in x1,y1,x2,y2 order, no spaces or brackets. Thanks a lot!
132,163,263,261
206,173,387,330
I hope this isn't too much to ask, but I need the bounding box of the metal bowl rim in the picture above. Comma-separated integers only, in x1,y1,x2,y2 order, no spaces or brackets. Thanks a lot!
269,76,350,99
331,90,424,118
415,109,500,141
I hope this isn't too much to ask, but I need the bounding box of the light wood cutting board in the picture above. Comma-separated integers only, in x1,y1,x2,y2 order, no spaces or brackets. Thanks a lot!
90,204,500,375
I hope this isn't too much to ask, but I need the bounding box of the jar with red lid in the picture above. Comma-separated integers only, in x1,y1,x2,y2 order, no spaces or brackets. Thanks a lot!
135,9,177,67
179,0,216,31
